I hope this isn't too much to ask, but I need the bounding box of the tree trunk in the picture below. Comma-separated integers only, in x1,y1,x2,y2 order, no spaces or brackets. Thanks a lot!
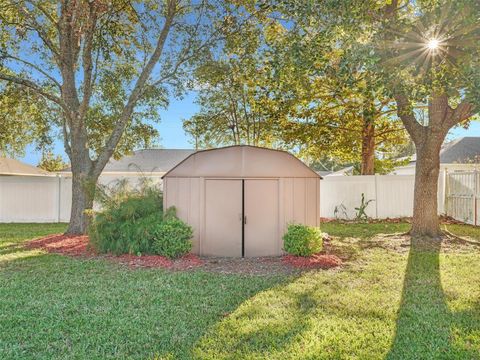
66,170,97,234
360,119,375,175
410,136,444,238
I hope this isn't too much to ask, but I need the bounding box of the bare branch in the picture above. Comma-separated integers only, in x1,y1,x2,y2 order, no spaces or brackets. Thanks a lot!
26,0,59,29
14,2,60,60
1,53,61,88
0,72,68,112
93,0,178,176
394,93,425,144
62,120,72,158
78,2,98,120
447,101,475,128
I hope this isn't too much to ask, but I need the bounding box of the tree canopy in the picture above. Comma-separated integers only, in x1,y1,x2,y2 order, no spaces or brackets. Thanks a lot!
186,0,412,173
0,0,250,233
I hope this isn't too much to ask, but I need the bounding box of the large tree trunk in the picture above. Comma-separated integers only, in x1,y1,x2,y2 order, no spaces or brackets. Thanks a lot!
67,170,96,234
411,137,443,238
394,93,456,238
360,119,375,175
65,130,97,235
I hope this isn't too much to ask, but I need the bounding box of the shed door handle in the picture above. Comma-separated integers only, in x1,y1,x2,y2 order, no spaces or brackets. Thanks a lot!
244,215,247,225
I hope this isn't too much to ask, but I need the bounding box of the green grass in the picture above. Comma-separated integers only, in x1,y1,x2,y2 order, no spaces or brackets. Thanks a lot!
442,223,480,239
0,223,67,243
321,221,410,239
0,224,284,359
322,220,480,240
1,222,480,359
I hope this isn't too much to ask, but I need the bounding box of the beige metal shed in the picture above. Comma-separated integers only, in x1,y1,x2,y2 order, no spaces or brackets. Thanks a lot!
162,146,321,257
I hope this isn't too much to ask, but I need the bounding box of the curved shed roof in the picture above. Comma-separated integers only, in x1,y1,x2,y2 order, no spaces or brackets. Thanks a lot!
163,145,320,179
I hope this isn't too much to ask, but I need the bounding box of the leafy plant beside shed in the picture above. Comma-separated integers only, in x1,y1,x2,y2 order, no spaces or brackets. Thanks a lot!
89,182,192,259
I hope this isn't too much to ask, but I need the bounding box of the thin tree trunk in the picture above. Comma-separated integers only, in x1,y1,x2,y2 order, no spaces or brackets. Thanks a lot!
360,119,375,175
411,138,443,237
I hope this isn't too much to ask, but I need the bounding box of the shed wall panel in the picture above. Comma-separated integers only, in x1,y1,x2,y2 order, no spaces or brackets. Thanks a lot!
244,179,279,256
163,177,202,253
306,178,318,226
204,180,242,256
188,178,201,253
293,178,306,223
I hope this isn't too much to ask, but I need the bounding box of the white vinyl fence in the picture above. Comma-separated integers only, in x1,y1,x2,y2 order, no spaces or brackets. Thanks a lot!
445,171,480,225
0,172,449,223
320,173,447,219
0,175,72,222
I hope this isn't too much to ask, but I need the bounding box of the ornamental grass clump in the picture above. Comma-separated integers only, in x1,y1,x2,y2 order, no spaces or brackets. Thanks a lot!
89,180,163,255
283,223,323,257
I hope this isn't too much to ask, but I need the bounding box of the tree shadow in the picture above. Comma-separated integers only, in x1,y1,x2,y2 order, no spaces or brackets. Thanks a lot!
192,284,318,359
387,237,480,359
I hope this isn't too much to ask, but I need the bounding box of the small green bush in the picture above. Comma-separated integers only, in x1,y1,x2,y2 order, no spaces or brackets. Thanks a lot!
152,218,193,259
89,181,163,255
283,224,323,257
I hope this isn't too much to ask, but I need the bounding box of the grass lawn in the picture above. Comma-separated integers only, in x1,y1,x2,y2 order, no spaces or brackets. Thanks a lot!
1,222,480,359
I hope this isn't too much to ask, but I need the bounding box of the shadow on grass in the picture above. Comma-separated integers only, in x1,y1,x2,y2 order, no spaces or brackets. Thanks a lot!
387,238,480,359
0,241,47,264
0,242,25,256
193,284,318,359
1,236,290,359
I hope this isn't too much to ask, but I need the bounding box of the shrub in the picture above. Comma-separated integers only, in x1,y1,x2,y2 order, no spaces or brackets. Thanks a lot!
89,181,163,255
283,224,323,257
152,218,193,259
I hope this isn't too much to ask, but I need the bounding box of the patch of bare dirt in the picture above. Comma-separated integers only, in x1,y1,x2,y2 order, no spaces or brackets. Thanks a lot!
196,257,302,275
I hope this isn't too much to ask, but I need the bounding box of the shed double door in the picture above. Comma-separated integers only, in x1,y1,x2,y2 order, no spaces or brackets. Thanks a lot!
204,179,279,257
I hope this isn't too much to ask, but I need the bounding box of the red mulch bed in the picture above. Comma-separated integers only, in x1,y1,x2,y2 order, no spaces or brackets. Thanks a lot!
283,253,342,269
27,234,93,256
27,234,344,273
26,234,204,270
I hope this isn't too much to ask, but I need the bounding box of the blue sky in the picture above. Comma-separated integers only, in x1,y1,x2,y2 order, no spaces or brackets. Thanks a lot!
20,94,480,166
21,92,199,165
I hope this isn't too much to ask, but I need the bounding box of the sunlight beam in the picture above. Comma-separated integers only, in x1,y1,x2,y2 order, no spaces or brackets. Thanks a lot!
427,39,440,50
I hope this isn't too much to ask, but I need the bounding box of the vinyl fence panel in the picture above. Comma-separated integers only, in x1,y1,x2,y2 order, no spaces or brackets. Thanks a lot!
320,174,446,219
59,176,72,222
446,171,480,225
320,176,377,219
0,175,70,223
1,172,450,223
375,175,415,218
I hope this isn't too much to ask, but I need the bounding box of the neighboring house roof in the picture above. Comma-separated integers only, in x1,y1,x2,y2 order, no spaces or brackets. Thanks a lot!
439,137,480,163
325,166,354,176
62,149,195,174
316,170,333,177
402,137,480,165
0,157,51,176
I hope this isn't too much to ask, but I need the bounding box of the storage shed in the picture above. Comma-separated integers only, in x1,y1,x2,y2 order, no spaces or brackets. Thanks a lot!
162,146,321,257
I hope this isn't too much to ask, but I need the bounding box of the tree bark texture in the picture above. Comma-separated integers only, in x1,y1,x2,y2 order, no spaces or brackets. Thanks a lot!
395,93,474,238
360,119,375,175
